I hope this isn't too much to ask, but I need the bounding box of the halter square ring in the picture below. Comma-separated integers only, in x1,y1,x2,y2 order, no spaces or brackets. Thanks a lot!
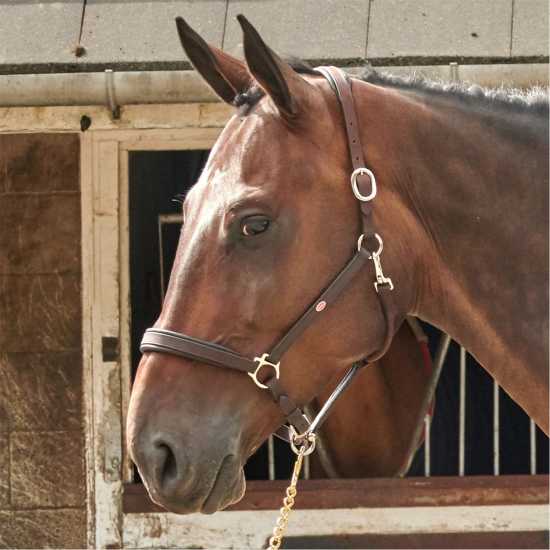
249,353,281,389
351,167,377,201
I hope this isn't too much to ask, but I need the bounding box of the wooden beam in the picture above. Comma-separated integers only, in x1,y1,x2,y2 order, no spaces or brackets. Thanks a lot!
282,530,550,549
123,474,549,514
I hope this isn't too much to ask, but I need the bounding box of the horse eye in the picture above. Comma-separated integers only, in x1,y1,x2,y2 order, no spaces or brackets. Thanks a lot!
241,216,270,237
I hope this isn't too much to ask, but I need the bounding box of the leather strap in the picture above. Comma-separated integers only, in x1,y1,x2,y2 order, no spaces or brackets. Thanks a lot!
269,247,370,363
316,67,396,364
315,66,377,250
141,329,257,373
273,363,361,443
141,331,311,434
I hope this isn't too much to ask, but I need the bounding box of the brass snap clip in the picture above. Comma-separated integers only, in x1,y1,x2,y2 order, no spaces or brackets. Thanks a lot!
357,233,394,292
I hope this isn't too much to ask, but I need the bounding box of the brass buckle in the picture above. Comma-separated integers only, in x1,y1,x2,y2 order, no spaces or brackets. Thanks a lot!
249,353,280,389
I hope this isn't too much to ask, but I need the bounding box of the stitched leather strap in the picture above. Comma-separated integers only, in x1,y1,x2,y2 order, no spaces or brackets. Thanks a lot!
141,329,257,373
316,66,377,248
316,67,396,364
269,247,370,363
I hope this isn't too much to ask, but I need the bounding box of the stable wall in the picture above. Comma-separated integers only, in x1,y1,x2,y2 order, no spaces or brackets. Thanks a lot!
0,134,86,548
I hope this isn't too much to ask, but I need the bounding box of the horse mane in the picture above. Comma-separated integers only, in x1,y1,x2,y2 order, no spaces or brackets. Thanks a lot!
236,58,549,118
359,66,549,117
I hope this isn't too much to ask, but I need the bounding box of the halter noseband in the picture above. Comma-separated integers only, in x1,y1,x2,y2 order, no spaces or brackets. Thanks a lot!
140,66,395,444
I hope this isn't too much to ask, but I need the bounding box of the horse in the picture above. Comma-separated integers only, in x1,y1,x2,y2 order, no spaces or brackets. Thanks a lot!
127,15,549,515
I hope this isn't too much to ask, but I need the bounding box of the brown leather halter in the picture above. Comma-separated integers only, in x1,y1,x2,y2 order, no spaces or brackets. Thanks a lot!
140,66,395,444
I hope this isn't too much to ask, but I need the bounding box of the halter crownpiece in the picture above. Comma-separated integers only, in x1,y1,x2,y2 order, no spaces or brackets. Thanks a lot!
140,66,394,444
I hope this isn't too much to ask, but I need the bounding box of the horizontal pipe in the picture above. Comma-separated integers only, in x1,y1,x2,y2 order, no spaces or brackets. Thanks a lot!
0,63,546,108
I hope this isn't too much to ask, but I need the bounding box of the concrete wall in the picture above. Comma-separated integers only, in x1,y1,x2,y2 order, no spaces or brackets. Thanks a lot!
0,0,547,73
0,134,86,548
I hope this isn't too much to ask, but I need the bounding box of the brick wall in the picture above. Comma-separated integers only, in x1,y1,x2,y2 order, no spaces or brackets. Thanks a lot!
0,134,86,548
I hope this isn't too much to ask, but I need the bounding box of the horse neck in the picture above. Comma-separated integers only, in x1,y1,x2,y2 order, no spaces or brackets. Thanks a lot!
355,81,549,430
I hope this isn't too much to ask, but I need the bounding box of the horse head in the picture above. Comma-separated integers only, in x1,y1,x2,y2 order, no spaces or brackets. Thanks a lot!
127,16,417,514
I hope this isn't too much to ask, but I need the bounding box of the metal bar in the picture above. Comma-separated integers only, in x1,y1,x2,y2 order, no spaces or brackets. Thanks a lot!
158,213,182,224
307,364,359,435
493,380,500,475
158,215,165,301
459,346,467,476
104,69,120,119
449,61,460,81
400,332,451,477
433,334,452,375
304,454,311,480
268,435,275,481
424,415,431,477
530,419,537,475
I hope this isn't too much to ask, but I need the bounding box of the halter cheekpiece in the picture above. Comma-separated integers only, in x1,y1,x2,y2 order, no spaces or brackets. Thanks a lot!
140,66,395,446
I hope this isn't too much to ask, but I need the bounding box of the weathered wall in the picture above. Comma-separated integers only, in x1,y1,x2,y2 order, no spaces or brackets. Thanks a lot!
0,0,547,74
0,134,86,548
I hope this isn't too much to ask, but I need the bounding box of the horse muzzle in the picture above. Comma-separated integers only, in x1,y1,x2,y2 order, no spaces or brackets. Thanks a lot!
127,353,248,514
129,422,246,514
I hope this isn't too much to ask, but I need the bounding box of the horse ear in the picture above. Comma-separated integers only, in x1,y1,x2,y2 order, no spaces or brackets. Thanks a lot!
175,17,250,104
237,14,311,119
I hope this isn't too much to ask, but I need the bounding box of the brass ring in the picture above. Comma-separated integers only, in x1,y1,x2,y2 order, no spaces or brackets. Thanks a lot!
289,427,317,456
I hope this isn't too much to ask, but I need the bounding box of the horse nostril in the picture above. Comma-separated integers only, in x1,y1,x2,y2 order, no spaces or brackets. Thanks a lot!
151,437,184,491
157,442,178,484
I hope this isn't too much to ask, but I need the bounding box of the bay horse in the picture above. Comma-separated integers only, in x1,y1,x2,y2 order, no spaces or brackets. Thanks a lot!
127,16,548,514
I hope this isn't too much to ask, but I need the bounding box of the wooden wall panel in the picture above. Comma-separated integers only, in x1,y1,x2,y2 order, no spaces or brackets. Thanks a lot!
0,133,85,548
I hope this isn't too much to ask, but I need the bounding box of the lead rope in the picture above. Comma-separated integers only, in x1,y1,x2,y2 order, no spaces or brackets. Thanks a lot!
268,432,316,550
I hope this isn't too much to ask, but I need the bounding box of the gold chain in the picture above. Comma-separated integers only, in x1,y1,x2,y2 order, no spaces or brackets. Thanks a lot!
268,428,318,550
268,445,306,550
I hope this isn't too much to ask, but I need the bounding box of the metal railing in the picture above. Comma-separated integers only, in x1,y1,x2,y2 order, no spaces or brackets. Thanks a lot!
422,340,539,478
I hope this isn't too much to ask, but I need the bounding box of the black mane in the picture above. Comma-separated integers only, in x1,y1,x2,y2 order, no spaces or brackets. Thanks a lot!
236,59,549,117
